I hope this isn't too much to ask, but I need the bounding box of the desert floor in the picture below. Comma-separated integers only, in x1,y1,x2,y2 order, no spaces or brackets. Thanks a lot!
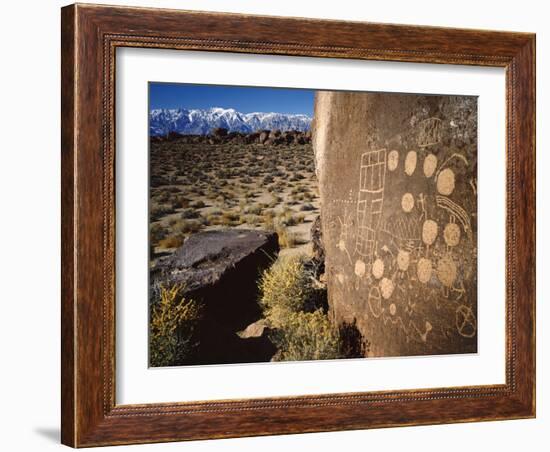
149,140,320,263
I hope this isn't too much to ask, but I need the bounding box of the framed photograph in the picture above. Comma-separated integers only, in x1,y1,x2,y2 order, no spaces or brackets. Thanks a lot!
61,3,536,447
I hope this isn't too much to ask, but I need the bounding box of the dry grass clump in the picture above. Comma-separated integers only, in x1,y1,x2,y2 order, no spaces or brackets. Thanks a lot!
150,204,173,221
158,234,184,249
219,211,242,226
258,256,340,362
149,284,202,367
276,227,297,248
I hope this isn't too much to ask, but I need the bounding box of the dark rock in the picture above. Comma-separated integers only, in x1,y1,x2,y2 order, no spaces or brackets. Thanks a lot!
311,215,325,271
269,129,282,139
313,91,478,357
246,132,260,144
212,127,228,137
151,229,279,364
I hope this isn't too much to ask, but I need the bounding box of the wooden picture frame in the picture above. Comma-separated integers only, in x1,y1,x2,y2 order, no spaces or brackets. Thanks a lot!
61,3,536,447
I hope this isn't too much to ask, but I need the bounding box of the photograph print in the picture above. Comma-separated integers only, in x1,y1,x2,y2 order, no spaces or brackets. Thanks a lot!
148,83,478,367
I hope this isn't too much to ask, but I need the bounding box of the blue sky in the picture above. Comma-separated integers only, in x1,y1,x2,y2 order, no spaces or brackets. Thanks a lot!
149,83,314,116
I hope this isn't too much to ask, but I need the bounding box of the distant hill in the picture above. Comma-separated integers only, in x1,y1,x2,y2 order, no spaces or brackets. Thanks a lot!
149,107,312,136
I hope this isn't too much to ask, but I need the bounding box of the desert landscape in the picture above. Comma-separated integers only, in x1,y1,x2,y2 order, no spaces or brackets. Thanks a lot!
148,126,362,367
149,129,319,262
148,85,478,368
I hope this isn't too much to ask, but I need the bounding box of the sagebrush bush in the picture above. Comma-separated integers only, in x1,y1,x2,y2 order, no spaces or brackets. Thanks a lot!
270,310,341,362
259,255,313,327
149,284,202,367
259,256,341,361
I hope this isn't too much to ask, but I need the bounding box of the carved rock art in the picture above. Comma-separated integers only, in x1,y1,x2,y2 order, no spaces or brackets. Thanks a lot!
423,153,438,178
436,168,456,196
314,91,477,357
388,150,399,171
404,150,417,176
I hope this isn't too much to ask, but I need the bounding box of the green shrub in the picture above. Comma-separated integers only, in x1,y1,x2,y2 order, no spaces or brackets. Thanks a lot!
259,256,341,362
149,284,202,367
270,310,341,362
259,255,312,326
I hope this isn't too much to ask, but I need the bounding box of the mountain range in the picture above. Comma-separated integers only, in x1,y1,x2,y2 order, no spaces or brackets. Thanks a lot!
149,107,312,136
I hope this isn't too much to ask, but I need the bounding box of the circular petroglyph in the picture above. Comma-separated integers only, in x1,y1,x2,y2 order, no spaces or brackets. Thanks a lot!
456,305,477,338
422,219,438,245
379,277,395,299
437,168,456,196
423,153,438,177
397,249,410,271
368,286,383,318
437,254,457,287
388,150,399,171
401,193,415,213
417,258,433,284
372,258,385,279
443,222,461,247
389,303,397,316
354,259,366,277
404,151,417,176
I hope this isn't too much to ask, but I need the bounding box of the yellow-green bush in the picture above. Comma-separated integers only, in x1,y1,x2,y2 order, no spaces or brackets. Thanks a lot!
270,310,341,362
258,255,312,326
149,284,202,367
258,256,342,361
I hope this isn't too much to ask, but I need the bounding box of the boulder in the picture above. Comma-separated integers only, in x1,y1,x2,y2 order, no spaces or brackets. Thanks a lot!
212,127,228,137
237,319,269,339
151,229,279,364
258,130,270,144
313,91,478,358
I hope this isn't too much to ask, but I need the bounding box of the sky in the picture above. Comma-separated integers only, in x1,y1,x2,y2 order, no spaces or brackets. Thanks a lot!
149,82,315,116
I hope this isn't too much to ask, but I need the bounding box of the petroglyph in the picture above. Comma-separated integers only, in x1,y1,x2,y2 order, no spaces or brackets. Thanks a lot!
436,195,473,240
418,117,443,147
388,150,399,171
397,249,411,271
314,91,477,357
436,168,456,196
404,151,417,176
436,254,458,288
354,259,367,278
379,277,395,299
443,222,461,247
422,219,438,246
417,258,433,284
423,153,438,177
372,258,385,279
355,149,386,263
456,305,477,338
401,193,415,213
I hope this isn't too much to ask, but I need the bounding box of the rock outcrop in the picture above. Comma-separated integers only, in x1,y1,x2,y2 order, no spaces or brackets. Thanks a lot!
150,128,312,146
152,229,279,364
313,91,478,358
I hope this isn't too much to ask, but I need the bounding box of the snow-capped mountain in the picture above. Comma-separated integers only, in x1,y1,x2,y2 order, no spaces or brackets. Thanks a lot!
149,107,312,136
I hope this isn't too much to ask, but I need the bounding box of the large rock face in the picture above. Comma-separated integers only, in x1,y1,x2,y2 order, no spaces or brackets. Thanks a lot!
313,91,478,357
151,229,279,364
